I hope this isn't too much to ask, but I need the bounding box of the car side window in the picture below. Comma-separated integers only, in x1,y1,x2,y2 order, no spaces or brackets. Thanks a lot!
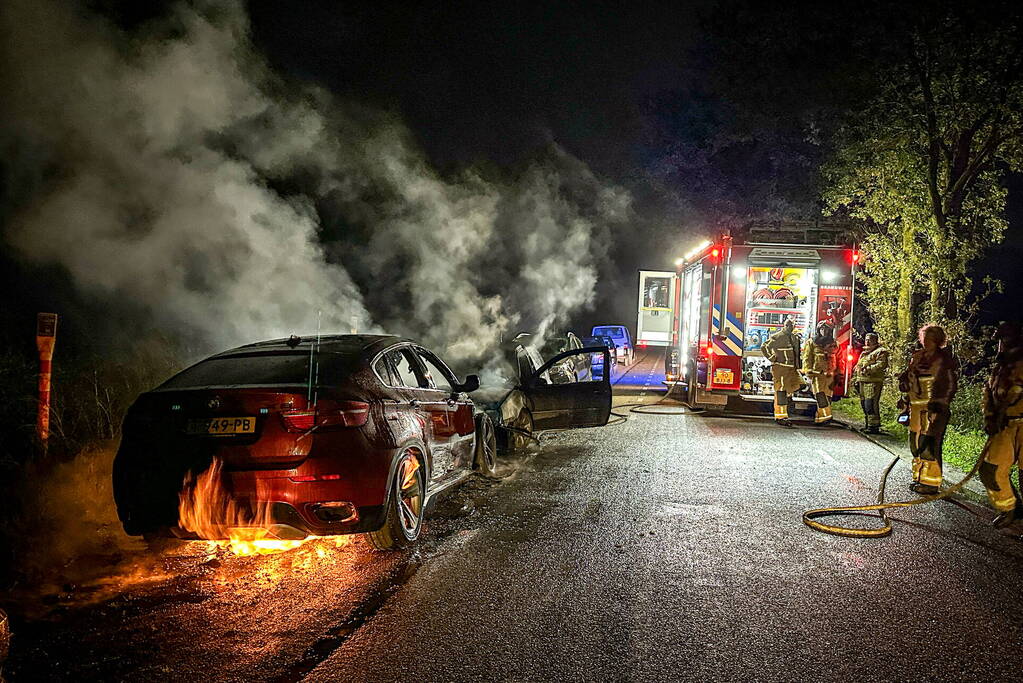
386,348,428,388
373,356,394,385
417,351,453,392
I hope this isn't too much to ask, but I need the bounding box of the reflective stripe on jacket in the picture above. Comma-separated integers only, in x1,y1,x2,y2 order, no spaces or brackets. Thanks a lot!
899,347,958,408
803,340,837,377
854,346,889,384
762,330,801,369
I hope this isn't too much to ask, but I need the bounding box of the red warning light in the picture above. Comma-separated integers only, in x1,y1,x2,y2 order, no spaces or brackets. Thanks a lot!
711,247,721,258
849,250,861,264
847,352,855,362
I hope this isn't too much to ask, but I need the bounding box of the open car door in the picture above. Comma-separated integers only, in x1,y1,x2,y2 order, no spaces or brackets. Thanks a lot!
518,347,612,430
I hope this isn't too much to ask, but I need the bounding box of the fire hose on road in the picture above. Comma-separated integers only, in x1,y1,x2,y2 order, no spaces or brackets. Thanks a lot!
611,358,992,538
802,443,987,538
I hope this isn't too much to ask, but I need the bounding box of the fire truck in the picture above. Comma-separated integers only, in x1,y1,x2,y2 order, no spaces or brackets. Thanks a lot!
640,234,860,412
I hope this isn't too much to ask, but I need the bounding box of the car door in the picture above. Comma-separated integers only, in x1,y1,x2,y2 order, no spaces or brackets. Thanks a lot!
384,346,454,480
567,334,591,381
415,348,475,471
514,347,612,430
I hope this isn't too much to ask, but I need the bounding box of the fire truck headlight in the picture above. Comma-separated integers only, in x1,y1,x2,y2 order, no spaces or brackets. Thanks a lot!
821,269,839,283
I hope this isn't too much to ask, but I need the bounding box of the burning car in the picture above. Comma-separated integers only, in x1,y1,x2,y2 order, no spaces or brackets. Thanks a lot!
113,334,610,550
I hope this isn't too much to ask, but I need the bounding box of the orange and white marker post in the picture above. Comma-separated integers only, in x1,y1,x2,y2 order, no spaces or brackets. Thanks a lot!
36,312,58,451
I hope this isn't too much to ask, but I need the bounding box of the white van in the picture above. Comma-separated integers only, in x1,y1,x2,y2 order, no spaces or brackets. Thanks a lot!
590,325,634,365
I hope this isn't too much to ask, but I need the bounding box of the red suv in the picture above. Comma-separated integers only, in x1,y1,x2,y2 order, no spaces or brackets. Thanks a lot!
113,335,611,549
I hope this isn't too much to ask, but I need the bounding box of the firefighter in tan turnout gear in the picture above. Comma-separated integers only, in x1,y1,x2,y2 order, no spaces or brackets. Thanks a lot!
762,318,802,426
853,333,889,433
803,324,838,424
980,322,1023,528
898,324,959,495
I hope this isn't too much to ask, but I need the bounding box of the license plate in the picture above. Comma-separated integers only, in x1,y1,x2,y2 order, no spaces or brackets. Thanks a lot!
713,369,735,384
187,417,257,436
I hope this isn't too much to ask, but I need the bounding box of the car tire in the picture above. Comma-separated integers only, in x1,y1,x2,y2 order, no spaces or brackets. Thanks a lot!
473,413,499,477
506,408,534,452
366,449,426,550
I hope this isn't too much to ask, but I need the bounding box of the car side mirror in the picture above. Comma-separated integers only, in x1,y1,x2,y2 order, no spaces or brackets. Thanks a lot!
457,374,480,393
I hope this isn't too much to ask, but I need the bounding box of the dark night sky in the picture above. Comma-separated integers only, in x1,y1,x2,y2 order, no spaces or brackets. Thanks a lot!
243,0,1022,330
246,2,698,178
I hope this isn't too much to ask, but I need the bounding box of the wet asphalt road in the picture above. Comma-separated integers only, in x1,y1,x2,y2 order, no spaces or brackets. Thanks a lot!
6,350,1023,681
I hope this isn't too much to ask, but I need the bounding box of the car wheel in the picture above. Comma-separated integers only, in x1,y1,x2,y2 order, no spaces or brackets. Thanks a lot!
366,450,426,550
473,413,498,476
506,408,534,452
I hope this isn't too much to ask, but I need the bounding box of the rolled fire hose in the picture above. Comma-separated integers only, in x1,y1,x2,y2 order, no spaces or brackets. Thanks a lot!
802,443,987,538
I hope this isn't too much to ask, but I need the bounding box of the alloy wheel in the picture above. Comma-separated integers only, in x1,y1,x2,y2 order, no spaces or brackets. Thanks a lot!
480,415,497,471
395,453,424,537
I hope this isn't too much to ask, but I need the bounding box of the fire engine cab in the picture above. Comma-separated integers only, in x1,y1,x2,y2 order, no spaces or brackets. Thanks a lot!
641,234,860,412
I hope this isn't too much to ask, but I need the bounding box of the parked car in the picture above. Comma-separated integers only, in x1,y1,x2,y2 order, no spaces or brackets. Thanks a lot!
113,334,610,550
581,335,618,380
591,325,635,365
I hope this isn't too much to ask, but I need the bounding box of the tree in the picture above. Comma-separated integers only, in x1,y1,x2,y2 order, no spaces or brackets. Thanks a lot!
825,2,1023,363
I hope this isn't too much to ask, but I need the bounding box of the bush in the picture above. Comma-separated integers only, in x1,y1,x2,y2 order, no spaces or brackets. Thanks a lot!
0,333,189,587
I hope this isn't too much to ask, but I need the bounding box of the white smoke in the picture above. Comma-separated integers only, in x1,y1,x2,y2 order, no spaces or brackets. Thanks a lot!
0,0,632,367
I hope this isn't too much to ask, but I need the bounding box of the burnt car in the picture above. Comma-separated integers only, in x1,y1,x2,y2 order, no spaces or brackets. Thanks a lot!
113,334,610,550
488,339,612,450
541,331,592,383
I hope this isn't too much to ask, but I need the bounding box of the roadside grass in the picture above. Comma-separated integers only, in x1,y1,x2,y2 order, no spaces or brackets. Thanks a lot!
834,397,1019,492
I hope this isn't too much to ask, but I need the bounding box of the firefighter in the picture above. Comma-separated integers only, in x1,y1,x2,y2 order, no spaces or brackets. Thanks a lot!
803,323,838,424
979,322,1023,527
762,318,802,426
853,333,889,433
898,324,959,495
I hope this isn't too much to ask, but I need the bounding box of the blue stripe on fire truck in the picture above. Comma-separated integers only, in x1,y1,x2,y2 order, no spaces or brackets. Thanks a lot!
712,306,743,356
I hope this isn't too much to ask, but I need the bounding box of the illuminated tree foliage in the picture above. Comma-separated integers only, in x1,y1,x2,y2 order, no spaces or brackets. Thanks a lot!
825,3,1023,363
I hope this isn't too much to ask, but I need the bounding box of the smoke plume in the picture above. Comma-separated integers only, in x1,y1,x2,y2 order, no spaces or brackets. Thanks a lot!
0,0,632,367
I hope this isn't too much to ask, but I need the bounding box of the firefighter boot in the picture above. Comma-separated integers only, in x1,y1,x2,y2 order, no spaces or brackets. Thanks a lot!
908,432,942,494
813,393,833,424
980,422,1023,524
774,392,792,426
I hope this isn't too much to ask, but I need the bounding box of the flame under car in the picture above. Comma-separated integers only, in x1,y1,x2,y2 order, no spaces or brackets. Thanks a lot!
113,334,611,549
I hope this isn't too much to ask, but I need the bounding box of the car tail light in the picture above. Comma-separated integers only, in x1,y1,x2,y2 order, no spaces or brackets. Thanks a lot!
281,401,370,432
334,401,370,426
282,410,316,432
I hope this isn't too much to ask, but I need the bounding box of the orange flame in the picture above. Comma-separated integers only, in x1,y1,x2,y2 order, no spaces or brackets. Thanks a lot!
178,457,306,557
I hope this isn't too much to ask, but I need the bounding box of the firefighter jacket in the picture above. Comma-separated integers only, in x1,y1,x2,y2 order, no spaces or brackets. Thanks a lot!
854,346,890,384
899,347,959,410
983,347,1023,430
762,330,801,369
803,338,837,377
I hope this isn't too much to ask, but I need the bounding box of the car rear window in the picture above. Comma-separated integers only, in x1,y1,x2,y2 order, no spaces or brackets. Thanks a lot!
157,352,355,390
592,326,625,338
